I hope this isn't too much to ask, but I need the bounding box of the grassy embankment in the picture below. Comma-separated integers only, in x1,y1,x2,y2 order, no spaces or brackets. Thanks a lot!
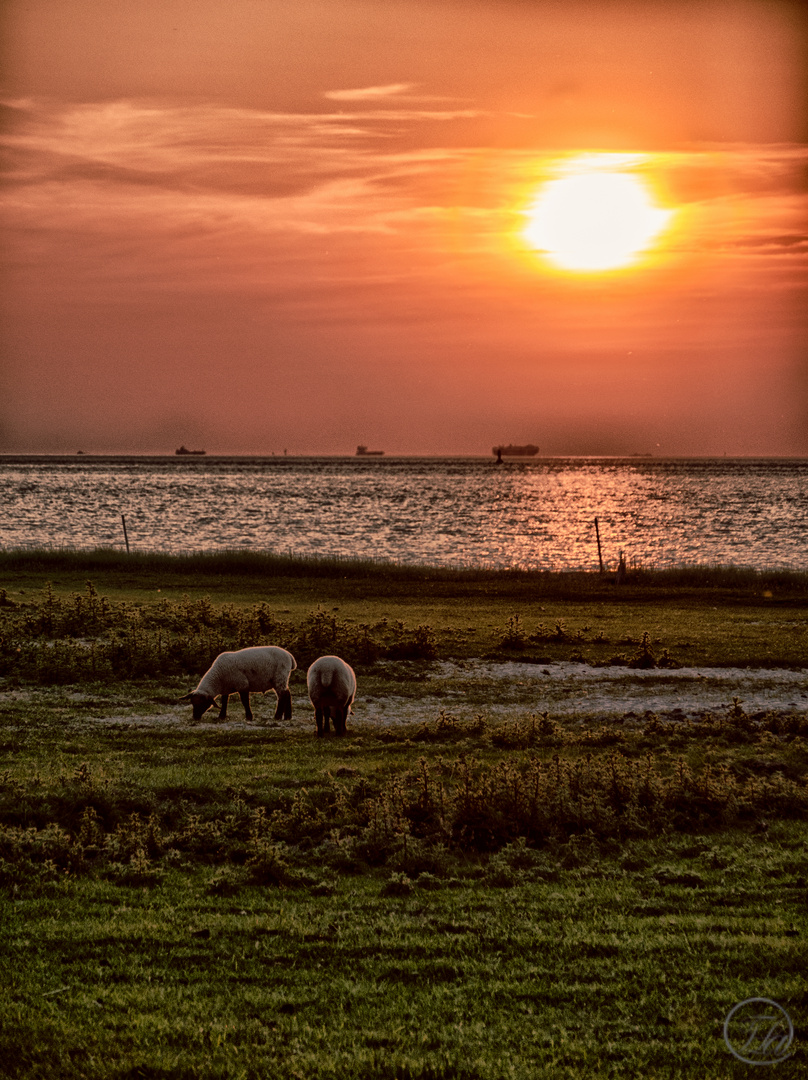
0,549,806,1078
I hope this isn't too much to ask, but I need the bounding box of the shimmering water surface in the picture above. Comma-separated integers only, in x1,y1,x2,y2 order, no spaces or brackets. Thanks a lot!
2,456,807,571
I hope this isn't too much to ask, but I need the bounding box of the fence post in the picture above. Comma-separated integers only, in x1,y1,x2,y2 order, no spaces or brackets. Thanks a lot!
594,517,604,573
121,514,130,554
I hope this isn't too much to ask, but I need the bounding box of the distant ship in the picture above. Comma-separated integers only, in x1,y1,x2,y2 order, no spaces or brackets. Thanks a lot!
492,444,539,458
175,446,206,456
356,445,384,456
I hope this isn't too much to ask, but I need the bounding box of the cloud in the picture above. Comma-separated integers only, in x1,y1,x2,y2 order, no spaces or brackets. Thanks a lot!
2,97,806,314
324,83,416,101
732,233,808,249
0,98,478,193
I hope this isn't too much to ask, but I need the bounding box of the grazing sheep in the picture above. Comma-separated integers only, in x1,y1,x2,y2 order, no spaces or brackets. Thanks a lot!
307,655,356,736
179,646,296,723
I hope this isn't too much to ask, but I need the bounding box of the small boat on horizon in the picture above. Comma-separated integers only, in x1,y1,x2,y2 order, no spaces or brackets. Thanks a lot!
175,446,206,456
356,445,384,456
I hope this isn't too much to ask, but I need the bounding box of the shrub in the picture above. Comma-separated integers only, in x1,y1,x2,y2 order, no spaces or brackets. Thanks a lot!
500,615,527,649
381,871,414,897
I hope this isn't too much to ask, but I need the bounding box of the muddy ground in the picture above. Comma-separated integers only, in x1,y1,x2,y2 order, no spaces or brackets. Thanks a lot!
6,660,805,732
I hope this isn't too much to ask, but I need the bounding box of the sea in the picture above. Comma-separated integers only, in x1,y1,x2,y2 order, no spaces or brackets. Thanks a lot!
1,456,807,573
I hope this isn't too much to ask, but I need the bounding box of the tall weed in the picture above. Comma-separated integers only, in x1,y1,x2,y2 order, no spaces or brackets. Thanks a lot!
0,586,440,684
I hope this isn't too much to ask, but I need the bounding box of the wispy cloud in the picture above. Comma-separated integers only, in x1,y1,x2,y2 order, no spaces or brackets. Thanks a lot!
1,98,478,189
2,97,806,309
324,83,415,101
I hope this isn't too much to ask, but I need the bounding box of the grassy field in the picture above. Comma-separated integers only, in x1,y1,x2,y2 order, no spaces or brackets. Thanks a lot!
0,550,806,1078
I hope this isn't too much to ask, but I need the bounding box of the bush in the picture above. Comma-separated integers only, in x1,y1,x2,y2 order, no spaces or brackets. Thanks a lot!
0,587,450,684
381,871,414,897
1,716,806,890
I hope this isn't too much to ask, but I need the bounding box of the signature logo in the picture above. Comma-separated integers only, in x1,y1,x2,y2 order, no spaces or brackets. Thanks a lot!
724,998,794,1065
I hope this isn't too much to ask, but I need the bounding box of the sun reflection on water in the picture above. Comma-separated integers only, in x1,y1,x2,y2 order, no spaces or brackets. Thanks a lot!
1,457,806,572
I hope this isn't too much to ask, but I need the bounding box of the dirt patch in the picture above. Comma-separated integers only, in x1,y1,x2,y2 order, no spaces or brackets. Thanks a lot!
353,660,808,729
5,661,805,731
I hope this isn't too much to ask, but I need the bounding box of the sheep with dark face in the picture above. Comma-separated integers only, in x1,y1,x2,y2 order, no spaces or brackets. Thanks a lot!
307,655,356,736
179,646,296,722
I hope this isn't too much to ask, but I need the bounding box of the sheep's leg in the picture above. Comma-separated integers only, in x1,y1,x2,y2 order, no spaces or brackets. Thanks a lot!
239,690,253,722
275,688,292,721
323,708,332,734
315,707,325,736
335,706,347,736
217,694,229,720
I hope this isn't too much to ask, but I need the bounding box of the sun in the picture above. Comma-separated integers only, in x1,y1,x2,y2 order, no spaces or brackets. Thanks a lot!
522,158,673,272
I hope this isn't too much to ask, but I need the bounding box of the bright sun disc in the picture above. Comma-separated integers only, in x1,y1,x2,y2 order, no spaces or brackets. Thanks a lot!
523,165,673,272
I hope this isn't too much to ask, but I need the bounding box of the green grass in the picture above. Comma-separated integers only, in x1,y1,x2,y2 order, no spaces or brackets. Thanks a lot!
1,552,807,1077
2,844,806,1079
3,544,808,599
1,701,806,1078
3,551,808,673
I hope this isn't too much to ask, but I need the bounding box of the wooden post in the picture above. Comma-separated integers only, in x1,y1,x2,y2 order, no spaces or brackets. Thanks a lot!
594,517,604,573
616,549,627,584
121,514,130,554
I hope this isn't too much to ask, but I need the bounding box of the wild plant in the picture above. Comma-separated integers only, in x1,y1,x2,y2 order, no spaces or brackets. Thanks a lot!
204,866,246,896
19,581,115,638
493,712,566,749
172,813,227,862
104,812,164,863
500,615,527,649
246,824,293,886
292,607,344,663
356,779,413,866
528,620,578,643
1,583,453,686
384,622,437,660
628,631,656,668
380,871,414,896
269,788,328,846
77,805,104,853
0,820,82,880
2,699,806,889
107,845,164,887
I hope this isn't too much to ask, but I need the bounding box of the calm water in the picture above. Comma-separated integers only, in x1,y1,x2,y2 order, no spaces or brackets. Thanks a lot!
1,456,807,572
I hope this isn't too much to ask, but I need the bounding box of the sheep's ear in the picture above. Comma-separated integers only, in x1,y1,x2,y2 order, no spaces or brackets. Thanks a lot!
177,692,194,703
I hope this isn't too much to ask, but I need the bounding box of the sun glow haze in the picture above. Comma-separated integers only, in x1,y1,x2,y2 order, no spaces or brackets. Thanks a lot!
523,157,674,272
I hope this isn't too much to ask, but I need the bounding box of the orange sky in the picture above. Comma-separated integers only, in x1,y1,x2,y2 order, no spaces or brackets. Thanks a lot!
1,0,807,455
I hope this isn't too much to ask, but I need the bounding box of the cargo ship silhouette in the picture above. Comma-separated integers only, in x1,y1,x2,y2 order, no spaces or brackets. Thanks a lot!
493,444,539,458
175,446,206,456
356,445,384,456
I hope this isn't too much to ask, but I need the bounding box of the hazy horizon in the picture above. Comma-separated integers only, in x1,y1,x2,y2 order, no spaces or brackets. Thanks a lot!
4,451,808,461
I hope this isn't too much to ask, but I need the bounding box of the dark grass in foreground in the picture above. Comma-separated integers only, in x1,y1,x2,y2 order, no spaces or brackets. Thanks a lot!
1,707,806,1077
2,546,808,599
1,719,806,1080
1,848,805,1080
1,705,807,890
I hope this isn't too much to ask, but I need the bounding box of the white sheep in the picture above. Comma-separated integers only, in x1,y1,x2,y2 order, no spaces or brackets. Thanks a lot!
179,646,296,723
306,655,356,736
